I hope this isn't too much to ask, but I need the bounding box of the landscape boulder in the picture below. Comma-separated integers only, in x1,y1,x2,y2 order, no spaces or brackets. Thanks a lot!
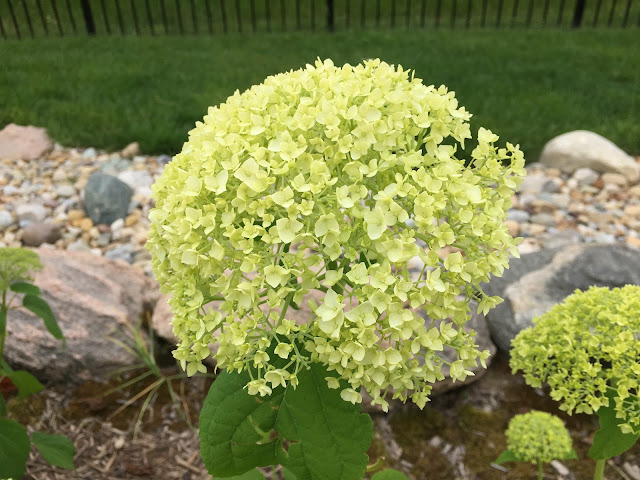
483,244,640,351
4,248,160,383
539,130,639,183
84,172,133,225
0,123,53,160
21,222,62,247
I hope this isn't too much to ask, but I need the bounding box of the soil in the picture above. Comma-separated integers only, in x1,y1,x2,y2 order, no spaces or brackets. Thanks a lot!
5,352,640,480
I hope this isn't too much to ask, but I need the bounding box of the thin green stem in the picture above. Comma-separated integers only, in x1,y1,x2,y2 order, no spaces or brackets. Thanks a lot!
0,288,8,364
538,461,543,480
594,459,605,480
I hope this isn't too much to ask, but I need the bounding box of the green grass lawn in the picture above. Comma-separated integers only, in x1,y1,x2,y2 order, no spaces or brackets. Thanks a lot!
1,28,639,161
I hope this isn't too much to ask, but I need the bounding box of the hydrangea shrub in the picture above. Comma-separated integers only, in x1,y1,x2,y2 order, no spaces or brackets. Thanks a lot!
504,411,574,464
148,58,525,411
511,285,640,435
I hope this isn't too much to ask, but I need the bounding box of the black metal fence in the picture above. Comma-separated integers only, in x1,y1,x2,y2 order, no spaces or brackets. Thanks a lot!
1,0,638,39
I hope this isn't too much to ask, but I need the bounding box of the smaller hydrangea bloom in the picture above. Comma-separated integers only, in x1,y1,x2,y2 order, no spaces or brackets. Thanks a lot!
0,247,43,292
148,59,525,410
506,411,573,464
511,285,640,435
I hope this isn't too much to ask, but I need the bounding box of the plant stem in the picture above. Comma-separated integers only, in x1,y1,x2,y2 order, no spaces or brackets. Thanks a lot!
0,288,8,363
594,459,606,480
538,461,543,480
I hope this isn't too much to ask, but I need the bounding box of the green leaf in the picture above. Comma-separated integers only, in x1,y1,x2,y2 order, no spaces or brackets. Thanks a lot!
0,418,30,478
562,448,578,460
7,370,44,399
22,294,64,343
32,432,76,469
589,392,640,460
0,392,6,417
282,467,299,480
214,469,266,479
0,308,6,332
199,364,373,480
371,469,410,480
494,449,520,464
10,282,41,296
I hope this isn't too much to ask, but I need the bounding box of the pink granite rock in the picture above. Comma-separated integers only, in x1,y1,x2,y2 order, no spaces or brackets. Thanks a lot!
0,123,53,160
4,248,160,383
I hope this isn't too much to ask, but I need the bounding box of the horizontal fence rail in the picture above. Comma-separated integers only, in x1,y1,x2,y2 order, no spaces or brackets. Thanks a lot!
1,0,639,39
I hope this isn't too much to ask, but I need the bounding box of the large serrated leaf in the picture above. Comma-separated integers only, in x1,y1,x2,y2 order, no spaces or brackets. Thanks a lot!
32,432,76,469
7,370,44,399
0,418,30,479
214,469,266,479
589,391,640,460
200,364,373,480
22,294,64,343
199,368,283,477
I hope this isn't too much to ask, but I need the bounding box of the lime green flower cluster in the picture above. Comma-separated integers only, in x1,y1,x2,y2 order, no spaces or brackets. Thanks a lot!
0,247,43,292
511,285,640,434
147,58,525,410
505,411,574,464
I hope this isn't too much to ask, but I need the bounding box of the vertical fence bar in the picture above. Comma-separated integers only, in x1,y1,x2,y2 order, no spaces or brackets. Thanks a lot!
175,0,184,34
375,0,380,27
50,0,63,35
36,0,48,35
280,0,285,31
130,0,140,35
572,0,585,27
451,0,456,27
100,0,111,34
622,0,631,26
345,0,350,28
191,0,198,34
496,0,503,27
557,0,565,25
526,0,533,26
204,0,213,33
21,0,34,38
65,0,77,33
390,0,396,27
160,0,168,33
265,0,271,31
608,0,618,26
296,0,301,29
542,0,550,24
220,0,227,33
406,0,411,26
481,0,488,26
327,0,334,31
7,0,20,38
235,0,241,32
249,0,256,32
115,0,125,34
190,0,198,33
593,0,602,25
466,0,471,28
420,0,426,27
81,0,96,35
145,0,155,35
435,0,441,27
511,0,519,27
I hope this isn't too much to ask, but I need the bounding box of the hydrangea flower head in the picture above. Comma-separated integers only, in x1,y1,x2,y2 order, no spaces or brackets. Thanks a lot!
0,247,43,292
506,411,574,464
511,285,640,434
147,59,525,410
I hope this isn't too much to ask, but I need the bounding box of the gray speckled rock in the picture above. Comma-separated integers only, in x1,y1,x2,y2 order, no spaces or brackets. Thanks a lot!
483,244,640,351
84,172,133,225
